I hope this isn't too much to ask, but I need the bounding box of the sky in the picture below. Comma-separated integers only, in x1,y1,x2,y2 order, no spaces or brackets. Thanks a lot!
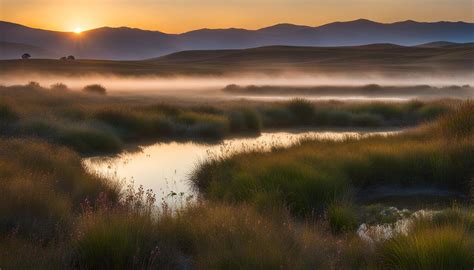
1,0,473,33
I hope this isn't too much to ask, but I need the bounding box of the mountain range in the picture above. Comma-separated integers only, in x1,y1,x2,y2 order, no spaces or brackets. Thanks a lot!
1,19,473,60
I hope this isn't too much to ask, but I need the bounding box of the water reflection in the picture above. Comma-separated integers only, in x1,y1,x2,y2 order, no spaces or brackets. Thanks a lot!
230,95,410,102
83,130,399,205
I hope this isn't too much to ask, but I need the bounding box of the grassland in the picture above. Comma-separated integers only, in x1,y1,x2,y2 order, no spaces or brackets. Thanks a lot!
0,82,456,154
191,102,473,216
0,81,472,268
1,44,473,77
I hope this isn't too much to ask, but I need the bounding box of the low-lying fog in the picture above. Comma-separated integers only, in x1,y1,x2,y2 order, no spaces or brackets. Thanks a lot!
1,73,473,100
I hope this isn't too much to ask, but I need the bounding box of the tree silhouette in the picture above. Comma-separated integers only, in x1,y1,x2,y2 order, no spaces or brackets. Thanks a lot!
21,53,31,59
60,56,67,61
67,55,75,60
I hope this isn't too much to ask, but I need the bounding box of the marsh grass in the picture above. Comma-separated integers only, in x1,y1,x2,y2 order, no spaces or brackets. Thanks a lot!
0,83,458,154
0,82,472,269
379,221,474,269
287,98,315,124
191,101,474,217
177,111,230,139
327,203,358,234
0,139,120,239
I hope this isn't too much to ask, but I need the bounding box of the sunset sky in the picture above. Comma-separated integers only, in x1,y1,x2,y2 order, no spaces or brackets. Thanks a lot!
1,0,473,33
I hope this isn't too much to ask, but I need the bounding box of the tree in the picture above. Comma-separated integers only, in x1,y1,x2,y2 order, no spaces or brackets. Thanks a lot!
21,53,31,60
67,55,75,60
60,56,67,60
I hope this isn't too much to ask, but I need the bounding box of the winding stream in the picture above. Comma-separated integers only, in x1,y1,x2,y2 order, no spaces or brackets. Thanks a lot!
83,129,400,206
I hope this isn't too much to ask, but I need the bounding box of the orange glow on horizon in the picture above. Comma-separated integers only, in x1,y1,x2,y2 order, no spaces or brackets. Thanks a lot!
1,0,473,34
74,27,82,34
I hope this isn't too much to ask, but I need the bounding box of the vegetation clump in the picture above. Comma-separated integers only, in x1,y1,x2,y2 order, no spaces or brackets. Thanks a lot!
328,203,358,234
83,84,107,95
50,83,69,91
379,219,474,269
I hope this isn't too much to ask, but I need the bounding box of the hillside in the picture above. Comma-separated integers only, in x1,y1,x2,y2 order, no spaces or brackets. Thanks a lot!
1,19,473,60
1,44,473,77
0,41,53,59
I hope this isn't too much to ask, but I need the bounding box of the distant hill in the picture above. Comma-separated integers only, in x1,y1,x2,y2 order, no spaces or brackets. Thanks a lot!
153,43,473,65
2,44,473,77
1,19,473,60
415,41,473,48
0,41,53,59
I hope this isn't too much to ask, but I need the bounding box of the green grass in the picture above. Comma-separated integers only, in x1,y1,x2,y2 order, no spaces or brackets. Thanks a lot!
287,98,315,124
191,102,474,216
0,82,472,269
379,223,474,269
177,111,230,139
0,83,459,154
327,203,358,234
0,139,119,239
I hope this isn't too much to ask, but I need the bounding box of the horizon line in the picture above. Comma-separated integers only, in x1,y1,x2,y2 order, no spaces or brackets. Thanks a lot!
2,18,473,35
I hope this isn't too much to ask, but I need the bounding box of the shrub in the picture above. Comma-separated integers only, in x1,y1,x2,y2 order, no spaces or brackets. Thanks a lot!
83,84,107,95
27,81,41,88
327,203,358,234
50,83,69,91
379,224,474,269
286,98,315,124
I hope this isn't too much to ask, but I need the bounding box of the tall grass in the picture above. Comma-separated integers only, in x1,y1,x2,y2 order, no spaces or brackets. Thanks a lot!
379,222,474,269
0,98,474,269
191,101,474,216
327,203,358,234
0,83,458,154
177,111,230,139
0,139,119,239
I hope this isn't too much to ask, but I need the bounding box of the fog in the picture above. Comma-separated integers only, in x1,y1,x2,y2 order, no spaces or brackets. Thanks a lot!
1,72,473,100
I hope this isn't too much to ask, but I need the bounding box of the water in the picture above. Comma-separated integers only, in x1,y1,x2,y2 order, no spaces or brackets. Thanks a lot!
83,129,399,206
228,95,410,102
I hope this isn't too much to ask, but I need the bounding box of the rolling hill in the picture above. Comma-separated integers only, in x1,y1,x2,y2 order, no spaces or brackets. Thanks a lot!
1,44,473,77
1,19,473,60
0,41,53,59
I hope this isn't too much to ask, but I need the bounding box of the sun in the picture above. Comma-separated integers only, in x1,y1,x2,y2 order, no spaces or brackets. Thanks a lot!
74,26,83,34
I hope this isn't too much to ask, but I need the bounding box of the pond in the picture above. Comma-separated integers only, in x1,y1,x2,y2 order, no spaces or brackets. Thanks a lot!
83,129,400,206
